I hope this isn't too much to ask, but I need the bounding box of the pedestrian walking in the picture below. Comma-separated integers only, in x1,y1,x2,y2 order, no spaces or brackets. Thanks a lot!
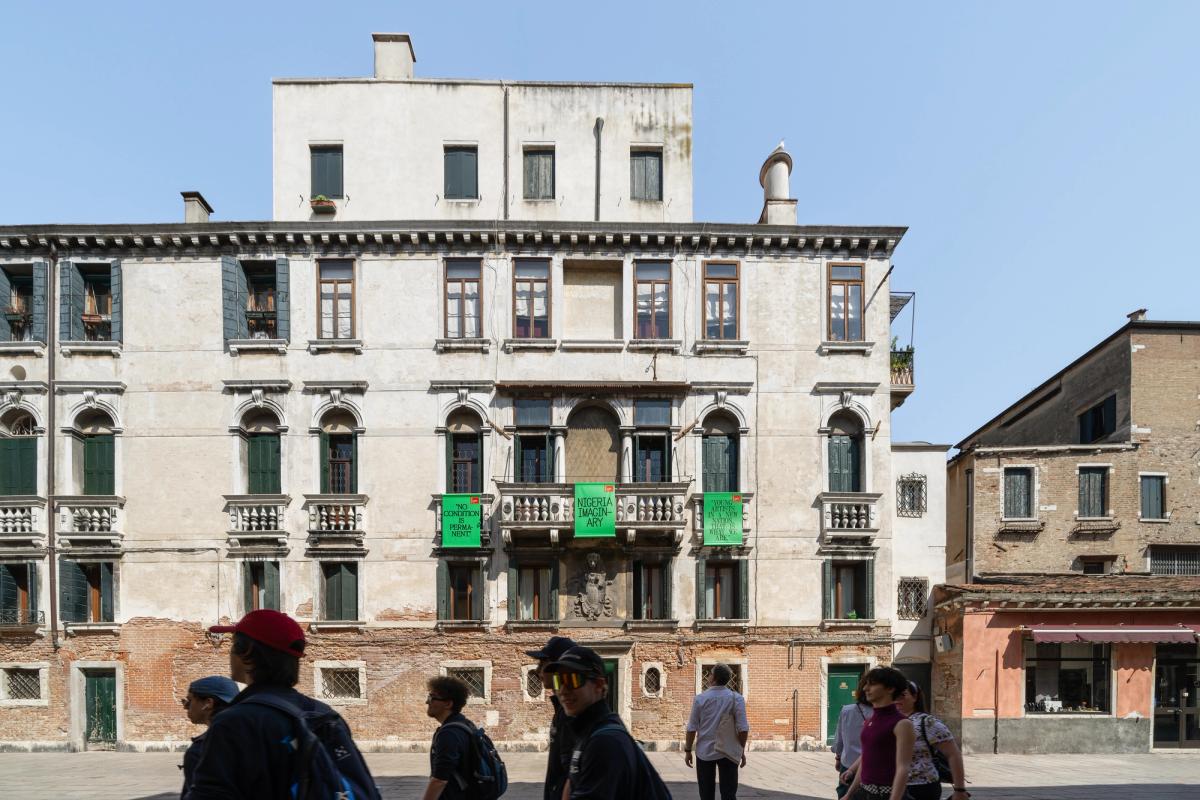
897,681,969,800
421,674,500,800
832,675,873,797
524,635,578,800
545,645,672,799
178,675,239,799
186,609,379,800
843,667,914,800
684,663,749,800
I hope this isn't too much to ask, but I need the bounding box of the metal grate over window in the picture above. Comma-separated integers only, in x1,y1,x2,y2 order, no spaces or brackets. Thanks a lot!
1150,547,1200,576
6,668,40,700
897,473,927,517
320,668,361,700
448,667,486,699
525,669,544,699
643,666,662,695
700,663,742,694
897,577,930,620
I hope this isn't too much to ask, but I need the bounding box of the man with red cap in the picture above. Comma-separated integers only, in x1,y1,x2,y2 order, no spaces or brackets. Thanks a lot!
185,609,378,800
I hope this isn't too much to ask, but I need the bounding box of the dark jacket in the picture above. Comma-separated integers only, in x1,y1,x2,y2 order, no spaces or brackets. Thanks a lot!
430,711,475,800
544,694,575,800
566,700,639,800
184,684,338,800
180,732,205,799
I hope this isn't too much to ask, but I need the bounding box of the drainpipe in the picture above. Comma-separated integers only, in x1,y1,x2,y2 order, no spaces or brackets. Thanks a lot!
792,688,799,751
992,649,1000,753
593,117,604,221
46,242,60,648
502,83,510,221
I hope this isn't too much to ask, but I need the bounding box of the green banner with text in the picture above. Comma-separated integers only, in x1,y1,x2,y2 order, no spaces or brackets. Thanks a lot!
703,492,744,545
574,482,616,538
442,494,482,548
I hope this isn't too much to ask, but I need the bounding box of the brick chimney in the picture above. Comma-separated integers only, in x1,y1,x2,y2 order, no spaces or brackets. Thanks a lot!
373,33,416,79
181,191,213,223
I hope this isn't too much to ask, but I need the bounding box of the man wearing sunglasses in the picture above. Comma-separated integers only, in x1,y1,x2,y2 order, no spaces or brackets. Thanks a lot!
525,636,577,800
179,675,239,799
422,675,475,800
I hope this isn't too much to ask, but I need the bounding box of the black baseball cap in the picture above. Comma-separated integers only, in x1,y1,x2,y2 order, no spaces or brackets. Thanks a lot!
543,645,606,679
525,636,578,662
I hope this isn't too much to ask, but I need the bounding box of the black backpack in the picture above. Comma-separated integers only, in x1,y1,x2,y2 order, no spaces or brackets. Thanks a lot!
440,720,509,800
587,722,672,800
243,694,381,800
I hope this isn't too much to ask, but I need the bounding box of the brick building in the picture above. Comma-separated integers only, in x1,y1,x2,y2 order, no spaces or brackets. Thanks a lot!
0,33,943,752
938,313,1200,753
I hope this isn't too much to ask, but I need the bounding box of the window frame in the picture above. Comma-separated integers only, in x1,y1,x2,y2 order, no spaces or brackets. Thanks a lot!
242,560,281,613
1002,466,1036,521
444,259,483,340
633,261,672,340
632,557,673,621
0,662,49,707
827,262,865,342
1023,640,1113,715
629,147,664,202
1149,546,1200,576
59,559,115,624
440,560,486,622
896,473,927,517
443,145,479,201
0,562,38,624
522,147,555,200
821,557,874,621
1139,473,1167,521
511,258,551,339
309,144,344,199
1077,394,1117,444
316,259,356,340
313,660,367,705
896,576,929,620
701,261,740,341
440,660,492,704
319,561,360,622
1077,465,1110,519
513,562,557,622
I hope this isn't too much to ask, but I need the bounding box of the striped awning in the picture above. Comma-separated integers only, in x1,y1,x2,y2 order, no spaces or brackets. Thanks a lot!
1026,623,1197,644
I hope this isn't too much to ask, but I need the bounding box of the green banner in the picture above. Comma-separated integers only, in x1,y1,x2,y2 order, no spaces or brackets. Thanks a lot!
574,482,616,538
442,494,482,548
703,492,744,546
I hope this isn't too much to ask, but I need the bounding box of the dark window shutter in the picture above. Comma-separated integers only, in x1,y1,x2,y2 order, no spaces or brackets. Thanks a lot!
470,563,484,621
436,560,449,621
549,559,560,621
31,261,48,343
274,257,290,342
1142,476,1164,519
663,558,673,620
323,562,341,620
84,435,115,496
100,562,114,621
60,261,83,341
311,147,343,198
864,559,875,620
264,561,280,610
350,434,359,494
108,261,122,343
523,151,537,199
15,437,36,495
0,564,16,613
1005,469,1031,518
342,563,358,621
0,439,17,495
632,559,644,620
0,269,9,342
737,559,750,619
704,435,736,493
822,560,833,620
829,436,852,492
444,432,453,492
242,562,254,613
631,153,646,199
695,556,706,621
507,558,518,620
248,435,281,495
59,559,88,622
221,257,249,341
648,153,662,200
26,562,37,615
319,431,330,493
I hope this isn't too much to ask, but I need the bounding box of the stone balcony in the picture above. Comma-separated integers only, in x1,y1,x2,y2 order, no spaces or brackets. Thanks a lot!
819,492,882,539
890,348,915,409
225,495,290,548
304,494,368,551
497,482,690,543
56,496,124,548
690,492,754,542
0,497,44,549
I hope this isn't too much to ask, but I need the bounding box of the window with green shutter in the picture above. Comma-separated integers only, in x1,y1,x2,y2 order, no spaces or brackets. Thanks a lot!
0,563,37,624
247,434,281,495
699,560,747,621
59,560,114,623
1140,475,1166,520
310,145,344,199
444,146,478,200
633,558,672,620
1078,467,1108,518
243,561,280,612
828,435,862,493
82,435,115,496
0,434,37,496
321,561,358,621
703,434,737,493
823,559,872,620
1003,468,1033,519
630,149,663,201
523,149,554,199
439,561,483,621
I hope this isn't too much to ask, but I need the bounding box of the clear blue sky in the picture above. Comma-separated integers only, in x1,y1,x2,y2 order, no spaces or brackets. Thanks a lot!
2,2,1197,448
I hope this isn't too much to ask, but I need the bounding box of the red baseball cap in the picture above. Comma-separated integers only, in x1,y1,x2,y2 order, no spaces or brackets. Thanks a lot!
209,609,306,658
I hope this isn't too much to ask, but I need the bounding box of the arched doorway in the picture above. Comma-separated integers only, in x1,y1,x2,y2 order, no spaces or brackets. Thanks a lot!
565,405,620,483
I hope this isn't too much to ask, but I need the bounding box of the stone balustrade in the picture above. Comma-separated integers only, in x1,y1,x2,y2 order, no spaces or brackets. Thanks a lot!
0,503,37,535
61,502,120,533
229,502,286,532
820,492,882,536
310,500,364,533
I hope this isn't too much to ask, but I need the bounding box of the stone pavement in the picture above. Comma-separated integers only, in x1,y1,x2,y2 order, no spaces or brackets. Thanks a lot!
0,750,1195,799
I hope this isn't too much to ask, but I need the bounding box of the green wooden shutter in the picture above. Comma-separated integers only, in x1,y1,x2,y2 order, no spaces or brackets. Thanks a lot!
59,559,88,622
506,558,518,621
15,437,36,495
60,261,83,341
436,560,449,620
264,561,280,611
523,151,537,199
221,256,243,342
444,433,453,492
631,153,645,199
829,436,851,492
444,150,460,198
695,556,706,621
108,261,122,343
26,562,37,615
350,434,359,494
31,262,47,343
0,440,16,495
662,558,673,621
549,559,560,621
242,562,254,613
84,435,115,496
274,257,290,342
703,435,733,493
1141,476,1164,519
737,559,750,620
248,435,281,495
632,559,644,620
1004,470,1031,518
342,563,358,621
822,560,833,620
319,431,330,493
471,562,484,621
0,564,16,614
323,562,340,620
1080,469,1105,516
0,268,9,342
864,559,875,620
100,562,114,621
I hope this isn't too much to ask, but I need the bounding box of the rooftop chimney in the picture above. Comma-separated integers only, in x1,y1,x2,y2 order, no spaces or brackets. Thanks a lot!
1127,308,1147,322
181,191,213,223
757,141,796,225
373,33,416,79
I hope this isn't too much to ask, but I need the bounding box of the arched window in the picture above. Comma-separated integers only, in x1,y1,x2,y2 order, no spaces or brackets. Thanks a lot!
701,411,739,493
319,410,357,494
74,410,115,496
827,411,863,493
446,409,483,494
0,410,37,496
241,410,282,495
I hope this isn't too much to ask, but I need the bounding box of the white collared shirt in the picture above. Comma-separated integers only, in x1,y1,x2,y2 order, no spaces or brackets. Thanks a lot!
686,685,749,762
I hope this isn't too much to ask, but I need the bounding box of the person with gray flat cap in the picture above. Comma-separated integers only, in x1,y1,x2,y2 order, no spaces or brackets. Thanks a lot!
179,675,239,799
524,636,578,800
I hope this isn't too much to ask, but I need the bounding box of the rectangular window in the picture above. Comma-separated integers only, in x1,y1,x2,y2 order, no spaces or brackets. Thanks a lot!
322,433,356,495
703,262,738,340
634,400,671,427
634,433,669,482
444,146,479,200
513,259,550,338
523,149,554,200
317,260,354,339
1,265,36,342
1024,640,1111,714
1080,558,1113,575
445,260,482,339
4,667,41,701
896,577,929,620
82,434,115,496
634,262,671,339
0,563,37,625
321,562,358,621
1140,475,1166,520
1077,395,1117,444
441,562,484,621
246,433,281,495
1078,467,1109,518
1003,468,1034,519
446,666,486,699
449,434,481,493
319,667,361,700
310,145,344,199
630,149,663,201
700,662,743,694
59,560,114,623
896,474,927,517
61,261,121,343
81,269,113,342
633,559,671,620
828,264,864,342
516,565,554,621
0,433,37,496
243,561,280,612
515,433,551,483
244,262,278,339
822,559,874,620
515,399,551,427
1149,547,1200,576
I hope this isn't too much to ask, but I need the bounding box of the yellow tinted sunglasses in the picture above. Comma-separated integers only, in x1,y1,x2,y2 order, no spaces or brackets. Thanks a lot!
550,671,589,691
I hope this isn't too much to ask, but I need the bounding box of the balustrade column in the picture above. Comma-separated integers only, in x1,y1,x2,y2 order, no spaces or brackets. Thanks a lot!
552,427,566,484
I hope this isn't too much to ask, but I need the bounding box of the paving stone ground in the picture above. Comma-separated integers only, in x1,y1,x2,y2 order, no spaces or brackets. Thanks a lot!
0,750,1196,799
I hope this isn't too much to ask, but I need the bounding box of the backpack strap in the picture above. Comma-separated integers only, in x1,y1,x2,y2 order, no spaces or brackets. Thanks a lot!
438,720,480,791
241,694,318,798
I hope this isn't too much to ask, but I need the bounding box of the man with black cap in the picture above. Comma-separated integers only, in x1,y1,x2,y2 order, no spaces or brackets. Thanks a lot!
186,609,378,800
179,675,239,799
545,645,671,799
524,635,577,800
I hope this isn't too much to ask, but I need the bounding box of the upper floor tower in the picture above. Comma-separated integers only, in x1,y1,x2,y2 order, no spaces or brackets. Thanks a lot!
273,33,694,224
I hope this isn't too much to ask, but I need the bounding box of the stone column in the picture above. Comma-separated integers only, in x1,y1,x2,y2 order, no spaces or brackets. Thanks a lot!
620,427,634,483
551,427,567,484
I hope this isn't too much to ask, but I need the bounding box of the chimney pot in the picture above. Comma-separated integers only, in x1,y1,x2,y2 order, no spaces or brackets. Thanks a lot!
757,143,796,225
1127,308,1147,322
181,191,213,223
373,32,416,79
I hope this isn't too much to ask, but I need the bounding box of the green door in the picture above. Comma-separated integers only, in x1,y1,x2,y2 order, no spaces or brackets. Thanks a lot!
827,665,865,744
603,659,620,716
84,669,117,748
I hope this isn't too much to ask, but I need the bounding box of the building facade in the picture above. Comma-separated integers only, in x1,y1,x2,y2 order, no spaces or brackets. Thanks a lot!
0,34,939,752
938,314,1200,753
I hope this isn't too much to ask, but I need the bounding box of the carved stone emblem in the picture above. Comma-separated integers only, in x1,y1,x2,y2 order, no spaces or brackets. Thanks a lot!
570,552,614,620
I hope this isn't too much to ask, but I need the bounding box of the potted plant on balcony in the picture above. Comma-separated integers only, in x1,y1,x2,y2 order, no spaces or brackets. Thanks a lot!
310,194,337,214
3,307,30,324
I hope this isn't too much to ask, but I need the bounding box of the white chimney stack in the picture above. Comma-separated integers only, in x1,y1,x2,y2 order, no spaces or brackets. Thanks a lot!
757,142,796,225
181,191,213,223
373,33,416,80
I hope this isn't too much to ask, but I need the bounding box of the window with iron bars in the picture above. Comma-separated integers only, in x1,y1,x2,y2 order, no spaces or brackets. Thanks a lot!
643,666,662,695
4,668,40,700
525,668,544,700
897,474,927,517
319,668,362,700
447,667,487,699
700,663,743,694
897,577,929,620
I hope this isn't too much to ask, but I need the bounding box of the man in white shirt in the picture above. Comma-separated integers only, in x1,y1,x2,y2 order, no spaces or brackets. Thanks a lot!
684,663,749,800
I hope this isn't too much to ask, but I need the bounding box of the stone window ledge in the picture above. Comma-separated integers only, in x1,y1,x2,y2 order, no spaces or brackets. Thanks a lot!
436,620,489,632
64,622,120,635
0,341,45,357
505,620,559,631
228,338,288,356
1137,517,1171,524
435,338,490,354
694,619,748,632
559,339,624,352
628,339,682,353
625,619,678,631
60,341,121,357
307,339,363,355
694,340,749,355
997,520,1045,535
821,619,877,631
503,338,558,353
818,341,874,356
308,621,366,633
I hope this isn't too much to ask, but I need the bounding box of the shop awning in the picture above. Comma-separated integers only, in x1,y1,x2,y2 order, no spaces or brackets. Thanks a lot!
1026,623,1197,644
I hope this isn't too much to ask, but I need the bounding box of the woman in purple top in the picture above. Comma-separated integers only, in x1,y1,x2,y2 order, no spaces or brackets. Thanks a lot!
844,667,914,800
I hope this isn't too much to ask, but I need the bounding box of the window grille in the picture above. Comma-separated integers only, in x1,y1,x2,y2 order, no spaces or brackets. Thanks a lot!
897,577,929,620
700,663,742,694
896,474,927,517
525,669,543,699
1150,547,1200,576
643,666,662,695
6,668,40,700
8,415,35,436
448,667,486,699
320,668,361,700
